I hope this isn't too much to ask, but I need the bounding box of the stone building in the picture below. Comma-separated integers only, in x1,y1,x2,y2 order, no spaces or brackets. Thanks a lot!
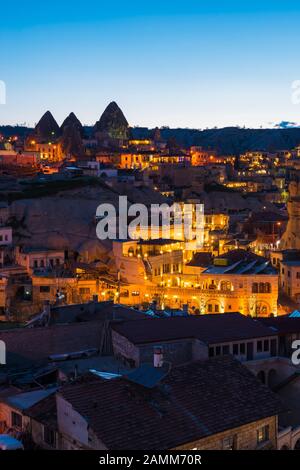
119,249,278,316
281,179,300,250
55,356,284,450
111,313,278,367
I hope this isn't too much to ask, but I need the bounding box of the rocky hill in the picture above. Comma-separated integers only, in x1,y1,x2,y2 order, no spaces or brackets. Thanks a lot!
60,112,84,157
94,101,129,140
61,112,84,136
33,110,61,141
2,101,300,154
131,126,300,155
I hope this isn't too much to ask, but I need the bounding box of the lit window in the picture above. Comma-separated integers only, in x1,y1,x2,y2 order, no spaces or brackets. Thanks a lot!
257,425,269,444
79,287,90,295
252,283,258,293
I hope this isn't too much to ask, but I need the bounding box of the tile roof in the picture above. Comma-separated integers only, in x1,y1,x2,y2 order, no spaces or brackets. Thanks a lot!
26,393,57,428
203,249,277,275
0,321,105,369
281,260,300,267
138,239,181,246
258,316,300,334
186,252,213,267
111,313,276,345
4,387,57,411
75,303,147,322
59,356,285,450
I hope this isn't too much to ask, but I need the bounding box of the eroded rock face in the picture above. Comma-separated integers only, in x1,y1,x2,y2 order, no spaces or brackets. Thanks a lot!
61,123,84,158
34,111,60,141
94,101,129,141
61,112,84,137
59,113,84,158
8,183,167,260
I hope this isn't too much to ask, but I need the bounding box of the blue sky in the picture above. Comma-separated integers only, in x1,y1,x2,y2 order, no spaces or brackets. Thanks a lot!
1,1,300,128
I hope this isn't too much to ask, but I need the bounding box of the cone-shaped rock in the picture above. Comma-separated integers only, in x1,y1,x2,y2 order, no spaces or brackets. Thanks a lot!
94,101,129,140
61,123,84,158
34,111,60,141
61,112,84,137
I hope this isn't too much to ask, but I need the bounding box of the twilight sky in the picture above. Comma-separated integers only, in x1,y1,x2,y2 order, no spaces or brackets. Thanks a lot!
1,1,300,129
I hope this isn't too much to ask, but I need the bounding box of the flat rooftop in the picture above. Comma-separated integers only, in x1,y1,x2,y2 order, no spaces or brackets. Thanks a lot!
112,312,277,345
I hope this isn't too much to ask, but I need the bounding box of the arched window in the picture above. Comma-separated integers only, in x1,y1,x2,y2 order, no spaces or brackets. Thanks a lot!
128,247,134,257
206,301,220,314
259,282,265,293
252,283,258,293
265,282,271,293
220,281,232,292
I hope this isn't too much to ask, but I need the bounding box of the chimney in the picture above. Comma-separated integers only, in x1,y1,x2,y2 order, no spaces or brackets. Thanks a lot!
154,346,163,368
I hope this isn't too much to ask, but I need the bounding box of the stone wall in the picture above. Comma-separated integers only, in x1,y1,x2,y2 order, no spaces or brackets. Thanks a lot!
175,416,277,450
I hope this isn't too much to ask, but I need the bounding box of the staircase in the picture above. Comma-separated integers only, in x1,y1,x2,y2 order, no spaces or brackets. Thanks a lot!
142,259,152,279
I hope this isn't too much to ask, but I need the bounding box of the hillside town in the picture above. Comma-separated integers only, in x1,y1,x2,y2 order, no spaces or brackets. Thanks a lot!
1,102,300,450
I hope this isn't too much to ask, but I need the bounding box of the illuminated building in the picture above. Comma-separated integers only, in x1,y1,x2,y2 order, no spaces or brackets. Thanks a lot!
0,150,38,166
128,139,154,151
112,239,183,286
16,247,65,275
119,152,149,169
184,250,278,316
190,147,234,167
25,140,63,162
281,179,300,250
114,240,277,317
271,250,300,303
203,212,229,251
